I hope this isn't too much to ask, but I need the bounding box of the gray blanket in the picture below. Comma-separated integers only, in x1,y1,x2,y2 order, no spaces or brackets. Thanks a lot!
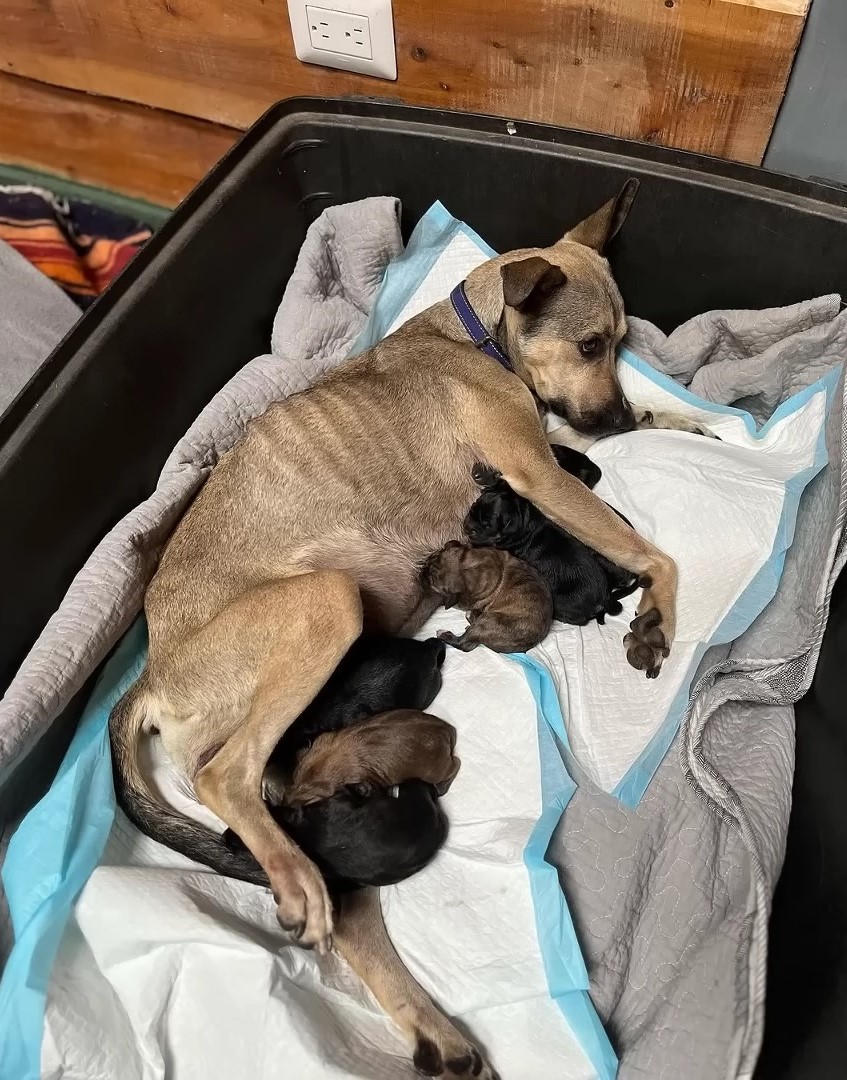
1,199,845,1079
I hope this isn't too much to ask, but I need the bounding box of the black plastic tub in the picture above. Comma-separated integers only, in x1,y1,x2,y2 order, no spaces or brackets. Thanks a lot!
4,99,847,692
2,99,847,1077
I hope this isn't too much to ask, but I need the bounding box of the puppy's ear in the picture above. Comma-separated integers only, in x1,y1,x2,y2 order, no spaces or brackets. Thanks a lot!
562,178,639,254
501,257,566,314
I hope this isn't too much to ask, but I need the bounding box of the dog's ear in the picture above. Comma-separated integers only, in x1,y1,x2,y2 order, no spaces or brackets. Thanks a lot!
501,257,566,314
562,178,639,254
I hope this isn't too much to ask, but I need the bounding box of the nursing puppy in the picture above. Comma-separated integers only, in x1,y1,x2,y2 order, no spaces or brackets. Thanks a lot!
270,634,447,769
288,708,460,805
226,780,448,894
466,447,638,626
225,708,457,890
425,541,553,652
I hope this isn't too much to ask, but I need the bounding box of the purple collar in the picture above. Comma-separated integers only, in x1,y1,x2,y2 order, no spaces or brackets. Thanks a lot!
450,281,514,373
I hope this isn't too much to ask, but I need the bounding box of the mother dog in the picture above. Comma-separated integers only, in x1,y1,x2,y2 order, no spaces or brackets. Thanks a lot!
111,184,690,1077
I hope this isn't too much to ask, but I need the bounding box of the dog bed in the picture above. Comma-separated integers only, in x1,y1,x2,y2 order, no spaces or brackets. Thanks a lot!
1,198,846,1079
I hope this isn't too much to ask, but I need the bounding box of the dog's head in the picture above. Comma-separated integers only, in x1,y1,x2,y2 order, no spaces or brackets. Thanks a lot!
288,708,461,805
424,540,468,606
495,181,639,437
465,485,534,547
280,780,449,890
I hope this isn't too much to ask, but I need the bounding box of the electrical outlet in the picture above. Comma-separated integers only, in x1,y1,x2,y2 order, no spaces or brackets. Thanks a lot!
307,7,372,59
288,0,396,80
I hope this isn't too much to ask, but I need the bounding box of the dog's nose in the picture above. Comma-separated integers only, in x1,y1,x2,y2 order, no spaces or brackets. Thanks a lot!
608,402,636,432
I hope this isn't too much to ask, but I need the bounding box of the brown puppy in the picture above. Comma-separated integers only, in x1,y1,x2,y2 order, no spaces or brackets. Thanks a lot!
110,184,710,1078
287,708,460,806
426,541,553,653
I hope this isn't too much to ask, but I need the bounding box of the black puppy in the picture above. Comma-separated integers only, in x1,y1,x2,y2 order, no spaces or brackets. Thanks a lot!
225,780,448,893
235,634,449,888
269,633,447,772
466,445,638,626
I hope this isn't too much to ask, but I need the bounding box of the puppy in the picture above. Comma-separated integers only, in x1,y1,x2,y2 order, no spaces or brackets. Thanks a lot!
225,708,457,891
548,444,603,489
270,634,447,771
225,780,448,893
287,708,460,805
466,448,637,627
425,541,553,653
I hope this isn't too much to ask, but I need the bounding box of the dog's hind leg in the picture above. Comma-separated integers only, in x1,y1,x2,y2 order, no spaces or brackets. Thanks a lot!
333,887,500,1080
436,628,480,652
175,570,362,950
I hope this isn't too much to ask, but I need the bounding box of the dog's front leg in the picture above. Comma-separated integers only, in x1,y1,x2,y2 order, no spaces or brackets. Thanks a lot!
547,409,718,447
520,455,676,677
333,888,499,1079
632,407,720,438
466,392,676,677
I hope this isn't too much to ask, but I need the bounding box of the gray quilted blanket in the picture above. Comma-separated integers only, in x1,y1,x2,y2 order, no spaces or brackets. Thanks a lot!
1,198,845,1079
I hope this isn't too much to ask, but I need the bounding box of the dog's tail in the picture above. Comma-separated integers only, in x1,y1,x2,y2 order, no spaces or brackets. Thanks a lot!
109,682,269,888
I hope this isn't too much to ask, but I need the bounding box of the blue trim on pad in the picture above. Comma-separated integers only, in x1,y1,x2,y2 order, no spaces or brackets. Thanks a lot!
0,619,147,1080
511,653,618,1080
349,201,497,356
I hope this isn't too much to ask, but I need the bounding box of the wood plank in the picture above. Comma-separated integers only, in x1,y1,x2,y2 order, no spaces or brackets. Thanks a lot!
0,0,806,164
0,73,238,206
720,0,809,16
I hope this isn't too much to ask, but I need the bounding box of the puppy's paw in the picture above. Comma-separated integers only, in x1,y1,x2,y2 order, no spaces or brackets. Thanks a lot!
624,607,669,679
413,1029,499,1079
267,847,333,953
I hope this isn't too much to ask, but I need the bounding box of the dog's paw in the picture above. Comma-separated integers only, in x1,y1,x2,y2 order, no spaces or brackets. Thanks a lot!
624,607,669,679
634,409,720,440
687,421,721,440
413,1030,500,1079
268,847,333,953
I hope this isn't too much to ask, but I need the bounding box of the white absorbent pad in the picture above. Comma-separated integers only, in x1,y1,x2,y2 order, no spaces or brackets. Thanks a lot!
360,201,835,805
40,629,615,1080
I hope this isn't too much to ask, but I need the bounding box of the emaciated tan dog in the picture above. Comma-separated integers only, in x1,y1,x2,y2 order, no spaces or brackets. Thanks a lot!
111,182,708,1078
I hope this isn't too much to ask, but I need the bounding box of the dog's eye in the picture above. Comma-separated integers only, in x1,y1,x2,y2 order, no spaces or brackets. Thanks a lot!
578,335,603,358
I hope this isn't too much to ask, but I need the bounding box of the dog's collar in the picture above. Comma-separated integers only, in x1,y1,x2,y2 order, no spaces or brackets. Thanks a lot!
450,281,515,373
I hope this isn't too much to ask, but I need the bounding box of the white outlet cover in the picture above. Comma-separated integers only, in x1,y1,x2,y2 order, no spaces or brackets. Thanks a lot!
288,0,397,81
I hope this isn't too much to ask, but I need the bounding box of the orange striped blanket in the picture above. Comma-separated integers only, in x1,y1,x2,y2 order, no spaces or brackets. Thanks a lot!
0,185,152,309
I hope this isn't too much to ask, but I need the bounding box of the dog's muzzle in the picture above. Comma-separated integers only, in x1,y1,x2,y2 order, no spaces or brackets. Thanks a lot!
551,399,636,437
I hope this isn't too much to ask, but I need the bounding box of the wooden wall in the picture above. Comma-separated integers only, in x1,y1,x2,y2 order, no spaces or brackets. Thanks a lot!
0,0,809,207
